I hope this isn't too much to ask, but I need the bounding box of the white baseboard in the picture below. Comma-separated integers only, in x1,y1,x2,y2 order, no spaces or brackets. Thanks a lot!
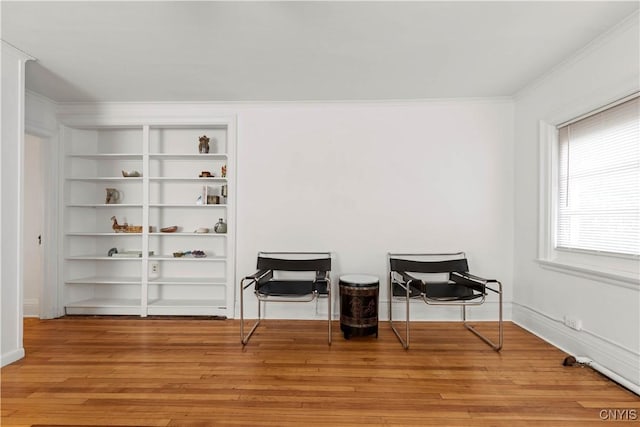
1,348,25,367
23,298,40,317
512,302,639,393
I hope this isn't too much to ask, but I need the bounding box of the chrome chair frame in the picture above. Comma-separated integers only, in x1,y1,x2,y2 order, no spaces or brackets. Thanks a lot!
240,251,332,345
388,252,503,351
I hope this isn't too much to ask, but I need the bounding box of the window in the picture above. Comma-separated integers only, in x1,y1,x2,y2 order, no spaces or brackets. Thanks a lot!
537,93,639,286
556,96,639,256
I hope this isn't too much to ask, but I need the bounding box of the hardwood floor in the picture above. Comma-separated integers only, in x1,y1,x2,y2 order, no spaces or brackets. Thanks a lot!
2,318,638,426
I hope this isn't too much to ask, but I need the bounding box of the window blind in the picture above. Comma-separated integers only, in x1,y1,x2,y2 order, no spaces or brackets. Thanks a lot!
557,96,639,256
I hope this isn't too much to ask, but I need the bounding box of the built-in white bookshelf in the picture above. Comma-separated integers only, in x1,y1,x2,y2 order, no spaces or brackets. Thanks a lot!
62,122,235,317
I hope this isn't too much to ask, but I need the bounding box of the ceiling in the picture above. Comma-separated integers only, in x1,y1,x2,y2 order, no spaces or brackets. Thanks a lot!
2,1,638,103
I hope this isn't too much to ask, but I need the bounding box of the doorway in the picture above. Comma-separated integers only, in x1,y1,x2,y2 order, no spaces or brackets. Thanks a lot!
23,133,44,317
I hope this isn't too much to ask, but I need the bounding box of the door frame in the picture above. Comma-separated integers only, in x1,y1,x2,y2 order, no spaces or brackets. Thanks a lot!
25,101,61,319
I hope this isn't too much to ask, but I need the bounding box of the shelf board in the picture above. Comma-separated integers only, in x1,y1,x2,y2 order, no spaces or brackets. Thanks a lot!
149,177,227,182
66,232,142,236
66,255,143,260
149,255,226,261
65,204,223,208
149,203,227,208
66,276,141,285
66,177,143,182
66,203,143,208
68,153,142,160
149,277,226,285
148,299,225,307
149,153,227,160
149,231,227,236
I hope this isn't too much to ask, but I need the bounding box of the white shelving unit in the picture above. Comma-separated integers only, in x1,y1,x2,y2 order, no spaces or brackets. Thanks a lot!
61,122,235,317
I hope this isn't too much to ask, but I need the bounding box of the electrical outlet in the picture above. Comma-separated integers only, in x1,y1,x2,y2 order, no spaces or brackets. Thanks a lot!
150,262,159,276
563,315,582,331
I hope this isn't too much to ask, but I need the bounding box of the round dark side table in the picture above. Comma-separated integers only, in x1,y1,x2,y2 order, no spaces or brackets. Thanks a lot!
339,274,379,339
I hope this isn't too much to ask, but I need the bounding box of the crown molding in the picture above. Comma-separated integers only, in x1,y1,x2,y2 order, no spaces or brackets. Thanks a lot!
514,10,639,101
1,40,35,61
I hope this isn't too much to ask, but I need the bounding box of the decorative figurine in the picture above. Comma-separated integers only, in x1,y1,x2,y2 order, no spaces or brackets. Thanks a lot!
111,216,148,233
198,135,210,153
111,216,128,232
105,188,121,204
221,164,227,178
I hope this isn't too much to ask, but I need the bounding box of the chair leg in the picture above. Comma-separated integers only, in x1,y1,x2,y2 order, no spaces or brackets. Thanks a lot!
241,310,262,345
389,273,410,349
462,281,503,351
240,280,263,345
327,285,332,345
240,279,245,344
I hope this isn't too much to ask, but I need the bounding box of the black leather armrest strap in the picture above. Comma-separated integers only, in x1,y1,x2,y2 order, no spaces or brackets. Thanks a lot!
391,270,422,296
450,272,486,292
245,269,273,283
455,271,497,283
315,270,330,282
399,271,421,284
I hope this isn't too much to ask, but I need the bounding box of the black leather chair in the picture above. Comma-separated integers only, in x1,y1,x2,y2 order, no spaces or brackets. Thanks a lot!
388,252,502,351
240,252,332,345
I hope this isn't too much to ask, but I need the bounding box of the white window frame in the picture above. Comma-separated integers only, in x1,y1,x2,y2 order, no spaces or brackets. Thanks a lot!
537,93,640,289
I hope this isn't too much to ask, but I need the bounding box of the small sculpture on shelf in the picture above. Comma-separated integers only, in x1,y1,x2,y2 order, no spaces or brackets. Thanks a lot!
198,135,210,154
111,216,149,233
199,170,212,177
105,188,121,204
173,250,207,258
111,216,128,232
221,164,227,178
214,218,227,234
121,170,141,177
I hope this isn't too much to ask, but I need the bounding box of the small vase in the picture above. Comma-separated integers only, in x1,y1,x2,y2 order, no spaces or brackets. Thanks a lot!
214,218,227,234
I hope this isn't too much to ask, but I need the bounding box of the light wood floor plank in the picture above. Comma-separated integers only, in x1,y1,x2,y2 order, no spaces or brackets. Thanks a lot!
1,317,638,426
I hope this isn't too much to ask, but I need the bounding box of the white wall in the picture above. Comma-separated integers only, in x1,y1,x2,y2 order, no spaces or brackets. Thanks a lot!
234,100,514,320
513,13,639,388
1,41,32,366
